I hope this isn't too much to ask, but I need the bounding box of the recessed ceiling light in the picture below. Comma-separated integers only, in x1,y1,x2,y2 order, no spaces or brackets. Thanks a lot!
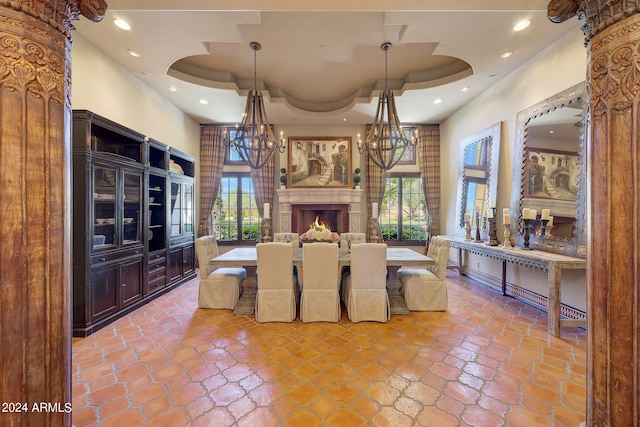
501,51,513,59
114,19,131,30
342,118,347,122
549,130,555,134
462,86,470,92
199,99,208,105
128,50,140,57
514,20,530,31
169,86,177,92
433,98,442,105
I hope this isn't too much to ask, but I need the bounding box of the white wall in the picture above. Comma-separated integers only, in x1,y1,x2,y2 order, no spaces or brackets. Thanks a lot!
71,35,200,157
440,28,588,311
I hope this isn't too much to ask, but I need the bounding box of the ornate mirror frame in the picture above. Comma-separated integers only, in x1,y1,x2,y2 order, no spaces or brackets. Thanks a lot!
510,81,587,258
455,122,502,236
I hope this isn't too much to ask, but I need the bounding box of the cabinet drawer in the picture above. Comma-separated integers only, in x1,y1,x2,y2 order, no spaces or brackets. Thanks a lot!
148,259,166,276
148,273,166,291
91,247,143,266
149,250,166,262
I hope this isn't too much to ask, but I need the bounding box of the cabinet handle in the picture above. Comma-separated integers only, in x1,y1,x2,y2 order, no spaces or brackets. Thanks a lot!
98,257,106,262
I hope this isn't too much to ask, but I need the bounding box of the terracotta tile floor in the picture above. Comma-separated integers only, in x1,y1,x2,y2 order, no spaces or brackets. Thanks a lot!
72,271,586,426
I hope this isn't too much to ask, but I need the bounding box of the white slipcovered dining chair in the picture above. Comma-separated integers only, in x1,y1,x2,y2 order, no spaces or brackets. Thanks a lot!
341,243,389,323
397,236,451,311
338,232,366,249
300,243,340,322
273,232,300,248
255,242,300,322
195,236,247,310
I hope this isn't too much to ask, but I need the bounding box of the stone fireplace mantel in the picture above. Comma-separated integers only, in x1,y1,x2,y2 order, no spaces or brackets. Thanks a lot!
277,188,364,233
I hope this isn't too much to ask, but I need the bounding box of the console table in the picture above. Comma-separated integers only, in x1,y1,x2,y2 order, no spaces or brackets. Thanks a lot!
447,236,586,338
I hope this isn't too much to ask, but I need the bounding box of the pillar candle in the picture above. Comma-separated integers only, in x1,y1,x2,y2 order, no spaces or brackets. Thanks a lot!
522,208,530,219
541,209,550,220
503,213,510,224
503,208,510,215
487,208,494,219
489,198,496,208
530,209,537,220
464,212,470,222
372,202,378,218
264,202,270,219
548,216,554,227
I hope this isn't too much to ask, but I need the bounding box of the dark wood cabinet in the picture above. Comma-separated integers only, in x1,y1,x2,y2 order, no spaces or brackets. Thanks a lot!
72,111,196,337
167,148,197,286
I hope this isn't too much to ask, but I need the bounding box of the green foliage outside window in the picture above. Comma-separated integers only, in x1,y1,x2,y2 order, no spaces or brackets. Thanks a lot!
380,175,428,242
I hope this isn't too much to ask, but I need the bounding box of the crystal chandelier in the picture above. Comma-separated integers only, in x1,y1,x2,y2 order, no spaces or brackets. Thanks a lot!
357,42,416,170
228,42,285,169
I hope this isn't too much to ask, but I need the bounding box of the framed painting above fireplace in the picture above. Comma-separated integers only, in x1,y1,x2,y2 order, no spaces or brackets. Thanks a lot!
288,136,352,188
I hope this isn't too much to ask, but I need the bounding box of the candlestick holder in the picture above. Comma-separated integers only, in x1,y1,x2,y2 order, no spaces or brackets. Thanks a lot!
346,235,353,252
260,218,272,243
540,219,549,236
474,213,483,243
371,218,382,243
522,218,533,250
502,226,512,249
486,209,499,246
464,218,472,241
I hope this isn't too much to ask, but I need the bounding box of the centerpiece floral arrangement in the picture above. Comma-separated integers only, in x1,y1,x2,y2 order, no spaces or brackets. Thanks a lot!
300,216,341,244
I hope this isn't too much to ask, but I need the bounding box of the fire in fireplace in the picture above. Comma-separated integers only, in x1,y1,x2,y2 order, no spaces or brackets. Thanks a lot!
292,204,349,235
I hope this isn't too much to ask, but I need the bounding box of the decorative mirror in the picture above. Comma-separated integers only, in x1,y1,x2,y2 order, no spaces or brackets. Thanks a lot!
510,81,587,257
455,122,502,236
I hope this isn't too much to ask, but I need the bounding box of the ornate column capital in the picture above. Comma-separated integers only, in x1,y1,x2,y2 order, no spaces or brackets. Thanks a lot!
0,0,107,39
548,0,640,42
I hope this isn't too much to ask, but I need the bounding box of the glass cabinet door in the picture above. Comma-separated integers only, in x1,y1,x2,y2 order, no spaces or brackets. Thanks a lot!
170,182,182,236
123,172,142,244
183,183,193,234
93,166,117,250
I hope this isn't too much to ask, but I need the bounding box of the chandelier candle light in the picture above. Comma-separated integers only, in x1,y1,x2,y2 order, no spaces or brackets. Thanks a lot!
357,42,417,170
227,42,285,169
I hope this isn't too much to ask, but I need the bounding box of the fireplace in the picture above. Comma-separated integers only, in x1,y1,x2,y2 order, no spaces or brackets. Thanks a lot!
277,188,364,234
293,204,349,235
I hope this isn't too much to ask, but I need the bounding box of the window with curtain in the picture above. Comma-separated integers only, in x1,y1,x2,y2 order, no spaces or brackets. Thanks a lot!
380,173,428,242
211,172,260,241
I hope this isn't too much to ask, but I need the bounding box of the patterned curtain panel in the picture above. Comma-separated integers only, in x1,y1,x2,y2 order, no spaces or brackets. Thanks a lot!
365,152,385,242
198,125,227,237
251,154,275,219
417,124,441,238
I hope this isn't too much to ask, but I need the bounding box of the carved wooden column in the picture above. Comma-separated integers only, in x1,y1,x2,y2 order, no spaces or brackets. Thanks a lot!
549,1,640,425
0,1,105,425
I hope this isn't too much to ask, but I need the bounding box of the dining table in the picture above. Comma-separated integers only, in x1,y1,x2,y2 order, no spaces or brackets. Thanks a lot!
211,246,434,288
